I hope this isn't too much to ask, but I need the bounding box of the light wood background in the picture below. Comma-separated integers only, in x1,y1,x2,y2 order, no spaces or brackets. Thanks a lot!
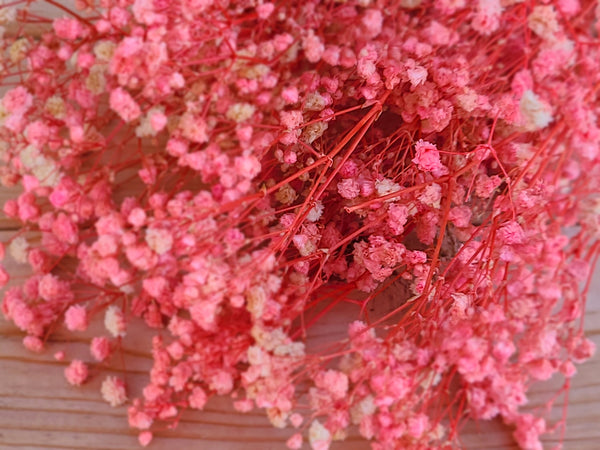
0,2,599,449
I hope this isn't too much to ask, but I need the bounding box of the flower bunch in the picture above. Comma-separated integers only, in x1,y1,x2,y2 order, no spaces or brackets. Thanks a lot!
0,0,598,448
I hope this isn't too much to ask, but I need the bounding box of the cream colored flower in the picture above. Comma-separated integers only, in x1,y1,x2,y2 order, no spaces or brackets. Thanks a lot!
101,376,127,407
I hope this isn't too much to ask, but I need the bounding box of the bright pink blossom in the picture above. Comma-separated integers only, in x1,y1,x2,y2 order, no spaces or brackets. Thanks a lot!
64,305,88,331
109,88,141,123
412,140,445,173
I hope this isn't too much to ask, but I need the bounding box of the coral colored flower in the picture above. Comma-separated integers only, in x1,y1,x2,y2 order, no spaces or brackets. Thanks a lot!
64,305,88,331
412,140,445,173
189,386,208,410
109,88,141,123
286,433,303,449
64,360,89,386
337,179,360,199
309,420,331,450
138,431,153,447
519,90,553,131
53,17,85,41
23,336,43,353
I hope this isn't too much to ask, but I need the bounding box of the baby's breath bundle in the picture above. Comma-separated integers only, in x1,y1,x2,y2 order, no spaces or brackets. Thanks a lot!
0,1,598,448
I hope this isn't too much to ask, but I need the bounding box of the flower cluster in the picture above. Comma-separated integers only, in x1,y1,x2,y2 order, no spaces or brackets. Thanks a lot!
0,1,598,449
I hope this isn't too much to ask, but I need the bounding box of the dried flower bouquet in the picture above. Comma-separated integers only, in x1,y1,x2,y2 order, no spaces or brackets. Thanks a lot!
0,1,598,448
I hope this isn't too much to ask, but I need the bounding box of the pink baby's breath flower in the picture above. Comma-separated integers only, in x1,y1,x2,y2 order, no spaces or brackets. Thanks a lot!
498,221,526,245
127,207,147,228
557,0,580,17
64,305,88,331
472,0,502,35
418,183,442,208
322,45,341,66
109,88,141,123
125,244,156,270
286,433,303,449
2,2,599,449
234,154,262,179
226,103,255,123
514,414,545,450
94,235,118,257
412,140,445,173
189,386,208,410
407,64,428,87
528,5,560,41
3,86,33,114
64,360,89,386
448,206,472,228
475,174,502,199
149,110,167,132
145,227,173,255
302,31,324,64
101,376,128,407
519,90,553,131
38,274,64,302
53,17,86,41
256,3,275,19
337,178,361,199
105,305,127,338
23,336,44,353
362,9,383,38
289,413,303,428
24,120,50,149
143,276,168,298
408,414,429,438
138,431,153,447
314,370,349,400
387,204,409,235
280,110,303,129
180,112,209,143
128,406,153,430
281,86,299,104
308,420,331,450
190,300,218,332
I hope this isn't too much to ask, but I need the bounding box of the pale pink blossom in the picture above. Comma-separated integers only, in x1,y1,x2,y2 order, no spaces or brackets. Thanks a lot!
302,31,324,63
189,386,208,410
53,18,86,41
64,305,88,331
337,178,361,199
105,305,127,338
138,431,153,447
64,360,89,386
23,336,43,352
101,376,127,407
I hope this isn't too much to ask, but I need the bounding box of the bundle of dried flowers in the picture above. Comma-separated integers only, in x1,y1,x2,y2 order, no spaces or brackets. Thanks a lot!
0,1,598,448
